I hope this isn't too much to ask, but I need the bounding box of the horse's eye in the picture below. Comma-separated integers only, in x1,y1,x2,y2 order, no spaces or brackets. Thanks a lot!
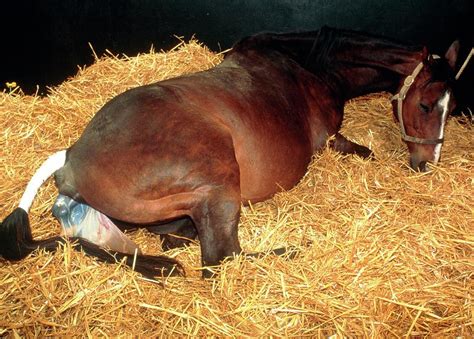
418,103,430,113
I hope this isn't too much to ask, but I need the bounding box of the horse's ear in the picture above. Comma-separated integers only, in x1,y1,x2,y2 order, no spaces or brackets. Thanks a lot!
420,47,431,67
445,40,460,69
421,46,429,60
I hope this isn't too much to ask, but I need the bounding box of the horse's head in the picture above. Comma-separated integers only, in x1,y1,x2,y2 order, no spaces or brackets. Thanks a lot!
392,41,460,172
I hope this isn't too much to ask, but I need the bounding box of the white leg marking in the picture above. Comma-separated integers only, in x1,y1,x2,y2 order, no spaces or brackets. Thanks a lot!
433,91,450,164
19,150,67,212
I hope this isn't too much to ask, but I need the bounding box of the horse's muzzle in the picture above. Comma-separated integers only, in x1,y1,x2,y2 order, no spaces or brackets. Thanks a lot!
409,154,433,172
412,160,429,172
408,144,441,172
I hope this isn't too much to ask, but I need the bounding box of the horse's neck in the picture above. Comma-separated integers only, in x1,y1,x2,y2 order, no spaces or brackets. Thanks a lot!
237,30,425,101
327,42,425,100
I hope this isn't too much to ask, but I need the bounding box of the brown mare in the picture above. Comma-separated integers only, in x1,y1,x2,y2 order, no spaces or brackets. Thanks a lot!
0,27,460,278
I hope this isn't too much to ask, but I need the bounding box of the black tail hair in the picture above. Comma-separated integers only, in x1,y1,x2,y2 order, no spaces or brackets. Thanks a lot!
0,208,184,278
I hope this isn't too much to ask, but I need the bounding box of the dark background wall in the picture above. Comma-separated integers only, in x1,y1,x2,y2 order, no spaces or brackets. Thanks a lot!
2,0,472,95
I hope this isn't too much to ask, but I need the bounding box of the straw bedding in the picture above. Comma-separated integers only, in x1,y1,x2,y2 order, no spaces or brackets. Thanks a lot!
0,40,472,337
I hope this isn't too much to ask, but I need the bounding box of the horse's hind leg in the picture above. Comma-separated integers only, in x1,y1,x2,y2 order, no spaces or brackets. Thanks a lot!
182,188,299,275
111,216,198,250
330,133,374,159
191,187,242,278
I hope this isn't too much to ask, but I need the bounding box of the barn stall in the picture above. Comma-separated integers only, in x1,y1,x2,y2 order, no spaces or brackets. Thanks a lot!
0,40,472,337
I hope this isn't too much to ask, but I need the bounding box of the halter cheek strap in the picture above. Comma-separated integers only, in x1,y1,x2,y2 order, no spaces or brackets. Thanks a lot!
391,55,444,145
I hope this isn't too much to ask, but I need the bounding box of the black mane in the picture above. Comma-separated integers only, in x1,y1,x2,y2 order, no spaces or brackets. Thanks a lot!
229,26,422,73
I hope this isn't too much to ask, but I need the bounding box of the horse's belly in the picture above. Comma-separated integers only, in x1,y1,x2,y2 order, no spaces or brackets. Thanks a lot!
236,141,312,203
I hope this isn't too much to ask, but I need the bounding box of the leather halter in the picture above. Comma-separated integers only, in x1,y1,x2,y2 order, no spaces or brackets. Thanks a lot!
391,55,444,145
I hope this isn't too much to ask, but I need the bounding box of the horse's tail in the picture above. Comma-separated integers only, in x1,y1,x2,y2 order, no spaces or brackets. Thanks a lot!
0,150,184,278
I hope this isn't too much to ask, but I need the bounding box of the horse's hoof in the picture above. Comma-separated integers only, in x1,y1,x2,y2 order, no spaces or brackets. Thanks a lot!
356,146,375,160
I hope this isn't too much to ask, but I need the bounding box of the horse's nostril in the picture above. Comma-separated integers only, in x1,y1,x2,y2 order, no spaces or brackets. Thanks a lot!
418,161,428,172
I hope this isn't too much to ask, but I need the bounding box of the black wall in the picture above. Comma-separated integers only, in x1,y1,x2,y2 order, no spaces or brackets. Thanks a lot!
2,0,472,95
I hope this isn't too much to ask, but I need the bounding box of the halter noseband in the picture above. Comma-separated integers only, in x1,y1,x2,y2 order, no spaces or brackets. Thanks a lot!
391,55,444,145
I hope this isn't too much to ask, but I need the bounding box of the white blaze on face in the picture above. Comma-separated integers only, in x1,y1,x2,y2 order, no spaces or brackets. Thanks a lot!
433,90,450,164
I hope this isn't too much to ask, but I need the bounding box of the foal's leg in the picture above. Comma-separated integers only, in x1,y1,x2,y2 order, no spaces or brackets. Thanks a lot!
330,133,373,158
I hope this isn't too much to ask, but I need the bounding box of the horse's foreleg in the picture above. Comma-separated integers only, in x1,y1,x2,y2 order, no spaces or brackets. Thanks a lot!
330,133,374,159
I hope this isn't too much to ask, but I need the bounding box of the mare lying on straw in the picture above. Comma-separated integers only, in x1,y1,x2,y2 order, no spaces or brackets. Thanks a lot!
0,27,460,278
